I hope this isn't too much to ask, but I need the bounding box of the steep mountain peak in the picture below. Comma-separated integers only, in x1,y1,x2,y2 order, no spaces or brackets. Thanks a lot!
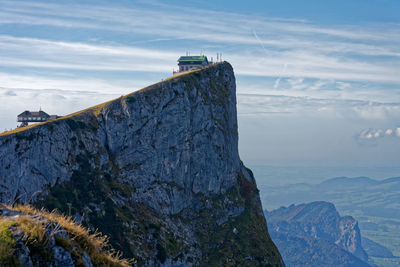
0,62,284,266
269,201,337,223
266,201,369,265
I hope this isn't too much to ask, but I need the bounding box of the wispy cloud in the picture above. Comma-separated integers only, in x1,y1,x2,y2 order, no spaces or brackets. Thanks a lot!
2,0,400,44
237,93,400,120
0,72,141,94
1,1,400,122
1,34,399,86
0,0,399,89
0,35,179,72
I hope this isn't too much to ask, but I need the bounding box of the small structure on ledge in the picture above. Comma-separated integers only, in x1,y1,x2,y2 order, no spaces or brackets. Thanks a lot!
17,110,60,127
173,55,209,75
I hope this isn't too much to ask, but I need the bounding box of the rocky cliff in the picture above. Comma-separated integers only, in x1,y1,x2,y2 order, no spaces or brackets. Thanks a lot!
0,62,283,266
266,201,369,266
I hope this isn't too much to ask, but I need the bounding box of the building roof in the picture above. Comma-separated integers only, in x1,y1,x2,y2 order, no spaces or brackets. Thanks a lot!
18,110,50,117
178,56,208,63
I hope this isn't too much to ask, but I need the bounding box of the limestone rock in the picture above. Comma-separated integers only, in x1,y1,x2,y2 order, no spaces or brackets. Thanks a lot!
0,62,283,266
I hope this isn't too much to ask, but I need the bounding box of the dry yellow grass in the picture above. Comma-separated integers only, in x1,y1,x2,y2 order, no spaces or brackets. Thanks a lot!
2,204,134,266
0,96,121,137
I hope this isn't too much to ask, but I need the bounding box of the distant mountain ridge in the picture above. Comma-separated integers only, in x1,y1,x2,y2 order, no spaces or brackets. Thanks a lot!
319,176,379,187
265,201,370,267
261,176,400,219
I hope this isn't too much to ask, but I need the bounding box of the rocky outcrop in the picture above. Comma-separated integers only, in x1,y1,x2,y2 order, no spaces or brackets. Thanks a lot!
0,205,130,266
0,62,283,266
266,201,369,266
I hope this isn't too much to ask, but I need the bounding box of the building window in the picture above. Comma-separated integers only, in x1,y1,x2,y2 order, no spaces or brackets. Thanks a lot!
185,66,188,71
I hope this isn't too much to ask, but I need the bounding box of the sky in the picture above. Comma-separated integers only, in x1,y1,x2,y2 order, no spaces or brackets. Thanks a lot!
1,0,400,172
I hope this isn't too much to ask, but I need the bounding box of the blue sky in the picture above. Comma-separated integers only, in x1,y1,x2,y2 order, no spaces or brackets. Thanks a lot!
1,0,400,171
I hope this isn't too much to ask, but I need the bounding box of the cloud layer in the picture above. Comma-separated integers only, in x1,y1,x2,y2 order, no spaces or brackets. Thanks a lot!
237,93,400,120
0,0,399,86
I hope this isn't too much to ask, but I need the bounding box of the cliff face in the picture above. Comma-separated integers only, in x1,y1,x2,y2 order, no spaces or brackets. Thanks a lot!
266,201,369,266
0,63,283,266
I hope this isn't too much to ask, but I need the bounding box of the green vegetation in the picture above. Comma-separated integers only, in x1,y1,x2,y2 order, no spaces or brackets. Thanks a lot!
35,152,133,257
65,118,86,131
35,149,186,263
360,216,400,266
0,220,18,265
196,173,281,266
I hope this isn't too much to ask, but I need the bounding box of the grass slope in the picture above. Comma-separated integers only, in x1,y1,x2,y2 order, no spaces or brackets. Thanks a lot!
0,204,133,266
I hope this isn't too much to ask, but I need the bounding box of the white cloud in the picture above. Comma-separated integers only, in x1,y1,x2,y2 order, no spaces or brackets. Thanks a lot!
357,127,400,141
288,78,307,90
2,33,399,86
237,93,400,122
0,0,398,105
336,82,352,90
385,129,393,136
0,35,180,73
0,73,147,94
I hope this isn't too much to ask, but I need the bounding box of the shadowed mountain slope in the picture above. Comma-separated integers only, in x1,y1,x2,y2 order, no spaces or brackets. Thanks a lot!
266,201,370,267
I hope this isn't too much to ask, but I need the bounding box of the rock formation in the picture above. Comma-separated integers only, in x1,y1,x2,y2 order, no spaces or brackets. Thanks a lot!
0,62,283,266
266,201,369,267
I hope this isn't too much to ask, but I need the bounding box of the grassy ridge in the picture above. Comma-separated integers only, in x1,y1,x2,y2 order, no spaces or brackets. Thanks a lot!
0,62,226,137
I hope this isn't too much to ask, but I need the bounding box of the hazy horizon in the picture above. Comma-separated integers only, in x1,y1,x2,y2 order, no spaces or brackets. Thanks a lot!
247,165,400,187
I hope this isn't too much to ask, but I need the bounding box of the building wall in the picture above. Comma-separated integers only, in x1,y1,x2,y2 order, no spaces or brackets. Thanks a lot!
18,116,49,122
179,64,203,72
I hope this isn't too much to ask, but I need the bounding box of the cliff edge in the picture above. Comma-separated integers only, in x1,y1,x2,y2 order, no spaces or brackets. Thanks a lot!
0,62,283,266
